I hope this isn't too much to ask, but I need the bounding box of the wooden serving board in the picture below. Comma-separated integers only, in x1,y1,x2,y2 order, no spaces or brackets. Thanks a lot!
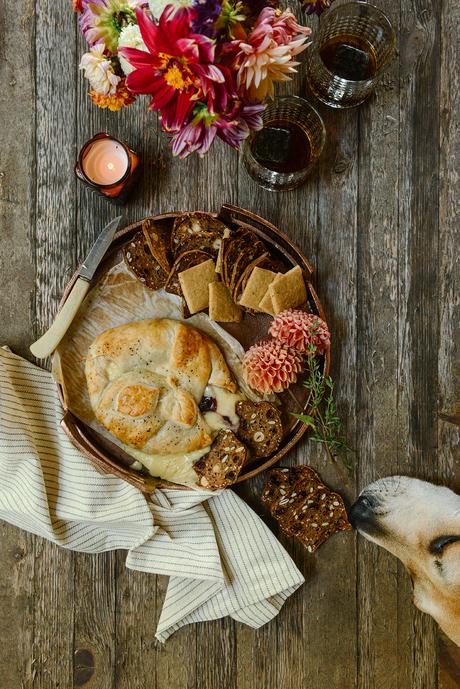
57,203,330,495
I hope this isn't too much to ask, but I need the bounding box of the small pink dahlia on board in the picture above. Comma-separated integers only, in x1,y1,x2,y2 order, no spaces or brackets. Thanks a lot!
243,339,304,394
269,310,330,354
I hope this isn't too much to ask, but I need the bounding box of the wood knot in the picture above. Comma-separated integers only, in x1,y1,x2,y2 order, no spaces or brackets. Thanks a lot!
13,547,25,561
333,157,352,175
74,648,95,686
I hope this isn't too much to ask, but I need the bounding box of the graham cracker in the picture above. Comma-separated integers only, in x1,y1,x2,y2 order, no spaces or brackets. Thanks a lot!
268,265,307,314
209,282,242,322
178,258,218,314
238,267,278,310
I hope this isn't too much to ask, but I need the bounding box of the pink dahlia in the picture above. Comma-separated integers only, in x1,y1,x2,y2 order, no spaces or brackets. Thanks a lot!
269,310,330,355
119,7,227,130
243,339,304,394
224,7,312,101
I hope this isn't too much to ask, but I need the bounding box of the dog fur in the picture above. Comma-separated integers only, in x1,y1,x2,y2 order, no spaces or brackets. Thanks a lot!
349,476,460,646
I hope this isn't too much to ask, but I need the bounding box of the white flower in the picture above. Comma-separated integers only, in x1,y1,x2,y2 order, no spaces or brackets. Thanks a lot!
118,23,148,76
148,0,193,21
79,43,120,96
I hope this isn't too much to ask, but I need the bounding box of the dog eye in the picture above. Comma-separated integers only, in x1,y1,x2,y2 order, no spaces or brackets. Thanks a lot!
429,535,460,555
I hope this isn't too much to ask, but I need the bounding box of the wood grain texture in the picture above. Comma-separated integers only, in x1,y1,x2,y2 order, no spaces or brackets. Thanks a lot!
438,0,460,685
0,0,459,687
397,1,443,686
0,0,36,687
31,1,77,688
355,1,404,686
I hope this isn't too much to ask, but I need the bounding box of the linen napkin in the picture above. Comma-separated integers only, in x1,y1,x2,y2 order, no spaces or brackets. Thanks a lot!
0,347,304,642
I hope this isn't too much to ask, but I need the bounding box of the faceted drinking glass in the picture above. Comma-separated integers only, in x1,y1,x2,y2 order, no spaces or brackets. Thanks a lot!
242,96,326,192
307,1,396,109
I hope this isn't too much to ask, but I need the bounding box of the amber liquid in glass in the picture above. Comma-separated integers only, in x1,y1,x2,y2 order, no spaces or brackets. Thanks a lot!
251,121,312,173
319,34,378,80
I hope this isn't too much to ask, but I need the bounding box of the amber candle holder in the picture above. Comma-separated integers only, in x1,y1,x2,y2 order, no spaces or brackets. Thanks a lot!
75,133,140,204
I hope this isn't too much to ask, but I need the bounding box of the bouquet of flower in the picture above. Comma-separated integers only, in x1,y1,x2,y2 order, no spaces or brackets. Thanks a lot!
75,1,313,158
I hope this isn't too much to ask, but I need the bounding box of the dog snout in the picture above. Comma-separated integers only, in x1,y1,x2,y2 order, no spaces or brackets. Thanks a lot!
349,495,376,530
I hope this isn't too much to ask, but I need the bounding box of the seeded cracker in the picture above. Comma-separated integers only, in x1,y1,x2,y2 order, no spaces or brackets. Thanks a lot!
236,400,283,458
171,212,229,258
262,466,352,552
268,265,308,315
194,429,248,490
209,282,242,322
216,228,231,274
142,218,171,273
178,258,218,314
238,267,278,311
123,231,168,290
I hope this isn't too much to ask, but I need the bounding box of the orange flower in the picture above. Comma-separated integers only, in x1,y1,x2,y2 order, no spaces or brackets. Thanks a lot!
72,0,83,12
89,79,136,111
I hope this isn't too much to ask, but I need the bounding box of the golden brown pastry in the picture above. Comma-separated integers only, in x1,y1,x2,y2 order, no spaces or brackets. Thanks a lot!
85,319,238,460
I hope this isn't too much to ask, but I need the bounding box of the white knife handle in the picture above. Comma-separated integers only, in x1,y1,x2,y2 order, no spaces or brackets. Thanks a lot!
30,278,91,359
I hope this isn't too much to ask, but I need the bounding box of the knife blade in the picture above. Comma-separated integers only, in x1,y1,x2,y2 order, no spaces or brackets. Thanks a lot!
79,215,122,281
30,216,122,359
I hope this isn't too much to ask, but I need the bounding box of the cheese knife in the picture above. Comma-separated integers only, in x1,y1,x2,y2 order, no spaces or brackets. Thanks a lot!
30,216,122,359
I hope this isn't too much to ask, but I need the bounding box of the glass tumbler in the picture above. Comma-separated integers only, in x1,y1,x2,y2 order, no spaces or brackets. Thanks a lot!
307,2,396,109
242,96,326,192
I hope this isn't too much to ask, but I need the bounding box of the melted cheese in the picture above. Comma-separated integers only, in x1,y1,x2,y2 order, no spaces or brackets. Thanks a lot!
125,446,210,485
202,385,244,431
123,385,244,484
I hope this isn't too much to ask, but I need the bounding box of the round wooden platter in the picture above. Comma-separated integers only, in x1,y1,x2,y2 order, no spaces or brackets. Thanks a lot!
57,203,330,496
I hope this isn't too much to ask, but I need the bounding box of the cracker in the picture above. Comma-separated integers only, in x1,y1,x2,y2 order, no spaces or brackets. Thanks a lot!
178,258,218,314
165,250,211,296
194,429,248,490
268,265,307,315
209,282,242,323
123,231,168,291
236,400,283,458
171,212,229,257
216,228,231,274
258,273,282,315
262,466,352,552
238,267,278,311
142,218,170,273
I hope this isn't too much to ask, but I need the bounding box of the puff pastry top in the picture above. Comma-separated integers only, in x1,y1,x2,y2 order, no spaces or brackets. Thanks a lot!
85,319,237,456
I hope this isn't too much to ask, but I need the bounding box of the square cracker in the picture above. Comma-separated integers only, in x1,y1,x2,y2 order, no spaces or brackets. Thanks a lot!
178,258,218,314
209,282,242,322
258,273,282,315
268,265,307,314
238,267,278,310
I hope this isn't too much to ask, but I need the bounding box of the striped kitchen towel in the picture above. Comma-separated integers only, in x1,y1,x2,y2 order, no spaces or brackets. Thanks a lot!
0,347,304,642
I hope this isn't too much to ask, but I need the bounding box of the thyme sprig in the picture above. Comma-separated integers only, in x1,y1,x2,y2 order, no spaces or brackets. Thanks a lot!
294,345,354,476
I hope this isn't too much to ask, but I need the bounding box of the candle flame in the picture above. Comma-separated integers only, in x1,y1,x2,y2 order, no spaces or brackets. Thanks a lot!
107,162,115,170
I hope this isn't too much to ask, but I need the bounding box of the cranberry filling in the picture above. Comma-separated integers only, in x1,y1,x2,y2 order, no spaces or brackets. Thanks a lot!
199,396,217,413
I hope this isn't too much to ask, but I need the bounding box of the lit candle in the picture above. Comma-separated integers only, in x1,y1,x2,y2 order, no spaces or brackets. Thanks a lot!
75,133,141,204
82,138,129,186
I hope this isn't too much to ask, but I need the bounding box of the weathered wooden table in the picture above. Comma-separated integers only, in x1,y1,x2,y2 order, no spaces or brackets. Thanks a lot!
1,1,459,687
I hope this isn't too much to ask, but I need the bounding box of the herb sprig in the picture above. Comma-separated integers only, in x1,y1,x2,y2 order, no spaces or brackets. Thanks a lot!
294,345,354,476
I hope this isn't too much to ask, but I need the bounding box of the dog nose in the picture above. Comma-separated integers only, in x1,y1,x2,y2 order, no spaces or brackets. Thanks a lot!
349,495,375,529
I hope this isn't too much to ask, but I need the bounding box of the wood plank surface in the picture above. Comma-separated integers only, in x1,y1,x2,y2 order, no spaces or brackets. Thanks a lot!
0,0,459,688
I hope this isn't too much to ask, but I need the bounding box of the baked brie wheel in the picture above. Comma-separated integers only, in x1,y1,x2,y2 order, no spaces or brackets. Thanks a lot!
85,319,243,484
